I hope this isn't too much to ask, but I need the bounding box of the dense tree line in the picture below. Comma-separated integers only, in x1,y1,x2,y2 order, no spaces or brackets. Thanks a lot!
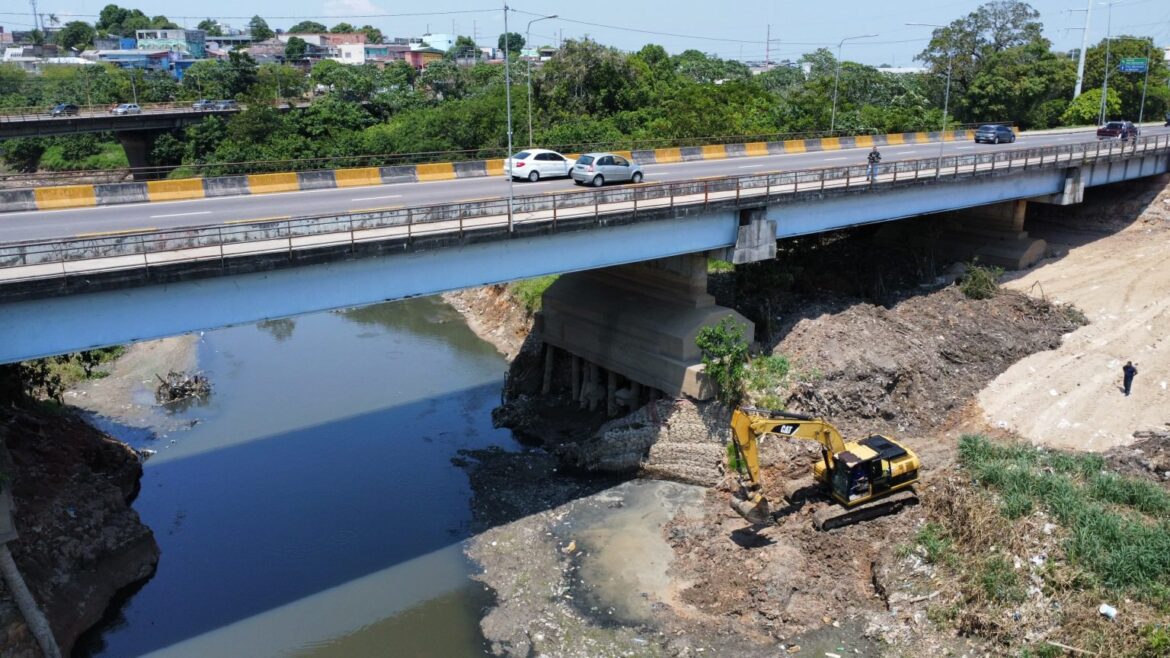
0,0,1166,176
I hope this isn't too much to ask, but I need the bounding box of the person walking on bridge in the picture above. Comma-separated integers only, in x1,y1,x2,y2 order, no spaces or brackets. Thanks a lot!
1122,361,1138,396
866,146,882,182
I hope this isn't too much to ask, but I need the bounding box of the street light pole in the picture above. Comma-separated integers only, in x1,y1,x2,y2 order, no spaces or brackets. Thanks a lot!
830,33,877,134
1072,0,1093,98
526,14,557,148
1098,0,1122,125
503,2,514,231
1137,40,1151,125
907,24,953,161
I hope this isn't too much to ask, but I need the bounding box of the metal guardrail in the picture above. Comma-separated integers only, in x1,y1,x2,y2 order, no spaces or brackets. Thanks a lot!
0,121,1009,188
1,134,1166,285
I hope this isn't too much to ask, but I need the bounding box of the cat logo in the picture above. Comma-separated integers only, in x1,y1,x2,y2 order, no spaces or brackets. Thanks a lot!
777,423,799,436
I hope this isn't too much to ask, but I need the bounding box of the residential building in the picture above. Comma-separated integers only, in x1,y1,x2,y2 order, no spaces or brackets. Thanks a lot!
404,47,444,69
135,29,207,59
91,49,172,72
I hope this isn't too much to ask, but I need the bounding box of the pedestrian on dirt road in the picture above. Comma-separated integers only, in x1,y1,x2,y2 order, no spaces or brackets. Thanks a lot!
1122,361,1138,396
866,146,882,182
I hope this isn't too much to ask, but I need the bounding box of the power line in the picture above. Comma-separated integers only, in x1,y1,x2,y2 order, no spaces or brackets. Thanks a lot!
0,9,498,21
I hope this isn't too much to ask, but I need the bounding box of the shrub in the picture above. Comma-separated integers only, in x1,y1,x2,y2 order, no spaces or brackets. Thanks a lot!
959,261,1004,300
695,315,749,406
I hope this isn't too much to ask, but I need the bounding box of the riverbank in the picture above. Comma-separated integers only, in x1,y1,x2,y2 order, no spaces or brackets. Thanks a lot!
448,177,1170,656
0,335,201,656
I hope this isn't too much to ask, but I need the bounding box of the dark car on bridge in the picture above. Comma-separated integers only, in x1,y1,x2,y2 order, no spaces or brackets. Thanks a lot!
49,103,79,117
1096,121,1138,141
974,125,1016,144
191,99,216,110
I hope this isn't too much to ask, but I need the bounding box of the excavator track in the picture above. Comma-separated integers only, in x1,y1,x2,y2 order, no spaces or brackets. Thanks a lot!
812,489,919,531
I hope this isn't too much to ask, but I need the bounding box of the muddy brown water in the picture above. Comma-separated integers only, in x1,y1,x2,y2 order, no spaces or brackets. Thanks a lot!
75,297,517,657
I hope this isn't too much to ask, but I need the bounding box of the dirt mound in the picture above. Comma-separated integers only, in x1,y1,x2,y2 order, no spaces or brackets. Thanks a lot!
774,286,1084,438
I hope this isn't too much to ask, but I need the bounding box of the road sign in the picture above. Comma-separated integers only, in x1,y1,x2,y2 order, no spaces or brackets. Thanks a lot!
1118,57,1148,73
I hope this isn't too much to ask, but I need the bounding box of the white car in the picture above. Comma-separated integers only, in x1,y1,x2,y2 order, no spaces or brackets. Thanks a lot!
504,148,573,182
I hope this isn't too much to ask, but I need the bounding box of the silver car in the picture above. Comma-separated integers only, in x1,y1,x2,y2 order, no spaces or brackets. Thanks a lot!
109,103,141,115
571,152,643,186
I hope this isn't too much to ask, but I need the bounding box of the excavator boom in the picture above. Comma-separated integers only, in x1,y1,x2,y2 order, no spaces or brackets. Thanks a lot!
727,406,921,530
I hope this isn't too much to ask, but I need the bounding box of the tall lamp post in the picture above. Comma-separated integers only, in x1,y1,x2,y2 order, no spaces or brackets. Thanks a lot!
526,14,557,147
503,2,514,231
830,33,877,134
907,23,953,161
1097,0,1123,125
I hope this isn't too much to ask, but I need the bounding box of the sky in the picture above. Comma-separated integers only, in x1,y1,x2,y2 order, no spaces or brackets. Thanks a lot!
3,0,1168,66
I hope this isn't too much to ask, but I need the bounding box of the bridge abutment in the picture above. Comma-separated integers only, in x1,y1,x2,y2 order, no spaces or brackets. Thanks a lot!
536,252,754,403
115,131,165,181
875,199,1047,270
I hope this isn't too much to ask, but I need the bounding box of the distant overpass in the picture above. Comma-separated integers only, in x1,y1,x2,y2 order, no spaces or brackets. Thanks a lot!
1,131,1166,398
0,102,243,139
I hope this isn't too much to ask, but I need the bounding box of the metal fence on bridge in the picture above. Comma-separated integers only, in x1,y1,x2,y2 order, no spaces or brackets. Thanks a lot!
2,134,1167,285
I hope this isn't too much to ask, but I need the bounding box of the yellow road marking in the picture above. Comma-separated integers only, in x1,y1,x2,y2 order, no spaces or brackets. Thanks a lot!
76,227,158,237
350,206,404,213
223,215,290,225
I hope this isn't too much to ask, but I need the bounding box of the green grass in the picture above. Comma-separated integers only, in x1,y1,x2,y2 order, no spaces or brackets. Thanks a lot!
707,258,735,274
958,261,1004,300
981,555,1026,603
915,522,956,565
959,435,1170,603
39,142,128,171
509,275,558,315
745,354,791,396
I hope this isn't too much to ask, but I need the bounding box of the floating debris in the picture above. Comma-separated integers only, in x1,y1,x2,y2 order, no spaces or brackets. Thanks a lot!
155,371,211,404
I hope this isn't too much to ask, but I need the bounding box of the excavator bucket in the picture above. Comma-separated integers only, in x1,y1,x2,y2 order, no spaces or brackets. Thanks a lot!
730,495,773,526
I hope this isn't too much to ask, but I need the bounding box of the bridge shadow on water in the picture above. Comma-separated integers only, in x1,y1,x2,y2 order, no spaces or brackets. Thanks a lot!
74,374,615,657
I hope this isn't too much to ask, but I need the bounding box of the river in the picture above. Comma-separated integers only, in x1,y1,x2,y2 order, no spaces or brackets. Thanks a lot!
76,296,516,657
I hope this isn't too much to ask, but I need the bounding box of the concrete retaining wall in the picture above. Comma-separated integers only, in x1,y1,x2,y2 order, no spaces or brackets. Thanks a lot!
5,128,984,213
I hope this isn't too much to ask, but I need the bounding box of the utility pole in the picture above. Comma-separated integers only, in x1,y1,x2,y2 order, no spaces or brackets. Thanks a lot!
1137,40,1151,124
1071,0,1093,98
830,34,877,134
503,2,514,231
1097,0,1121,125
765,24,770,69
526,14,558,148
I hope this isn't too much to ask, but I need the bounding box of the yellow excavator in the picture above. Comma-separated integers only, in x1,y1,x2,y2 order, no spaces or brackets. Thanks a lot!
728,406,921,531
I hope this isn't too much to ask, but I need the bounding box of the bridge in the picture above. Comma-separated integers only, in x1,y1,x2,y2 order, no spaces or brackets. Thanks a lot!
0,102,308,178
2,129,1167,402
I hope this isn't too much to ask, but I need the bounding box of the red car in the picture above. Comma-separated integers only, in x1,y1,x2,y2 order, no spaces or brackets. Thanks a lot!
1096,121,1138,141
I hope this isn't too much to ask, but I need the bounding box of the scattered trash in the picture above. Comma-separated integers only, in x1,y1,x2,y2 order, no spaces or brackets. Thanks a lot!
561,539,577,554
1098,603,1117,621
155,371,210,404
826,653,842,658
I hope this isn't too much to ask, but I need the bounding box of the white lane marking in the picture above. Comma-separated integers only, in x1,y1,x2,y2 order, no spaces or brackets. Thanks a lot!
150,211,212,219
956,146,975,150
350,194,403,201
825,157,848,161
737,164,766,169
900,150,917,154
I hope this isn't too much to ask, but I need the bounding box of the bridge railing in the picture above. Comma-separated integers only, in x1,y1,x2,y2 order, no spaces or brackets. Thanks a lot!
2,133,1167,284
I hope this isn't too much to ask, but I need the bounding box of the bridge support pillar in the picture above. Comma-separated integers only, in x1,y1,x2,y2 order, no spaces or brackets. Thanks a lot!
115,130,163,181
711,208,777,265
537,252,753,401
936,200,1047,270
1030,166,1084,206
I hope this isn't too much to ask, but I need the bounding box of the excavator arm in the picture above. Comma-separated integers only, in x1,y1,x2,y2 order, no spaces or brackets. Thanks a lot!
726,406,922,530
727,406,850,524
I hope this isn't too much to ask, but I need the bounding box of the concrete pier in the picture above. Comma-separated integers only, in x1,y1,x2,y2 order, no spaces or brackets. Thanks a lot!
537,253,754,400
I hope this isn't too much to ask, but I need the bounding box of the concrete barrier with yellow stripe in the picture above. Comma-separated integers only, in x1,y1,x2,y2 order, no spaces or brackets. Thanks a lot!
4,128,996,213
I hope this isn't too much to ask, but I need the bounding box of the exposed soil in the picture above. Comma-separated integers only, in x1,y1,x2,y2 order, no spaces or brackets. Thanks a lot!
0,336,199,656
442,286,534,360
452,176,1170,657
0,404,159,657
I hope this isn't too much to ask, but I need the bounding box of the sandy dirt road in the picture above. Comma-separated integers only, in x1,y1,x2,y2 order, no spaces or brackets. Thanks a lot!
979,181,1170,451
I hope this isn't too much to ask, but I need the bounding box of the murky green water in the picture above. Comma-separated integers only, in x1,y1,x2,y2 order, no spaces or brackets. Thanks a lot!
77,297,516,657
